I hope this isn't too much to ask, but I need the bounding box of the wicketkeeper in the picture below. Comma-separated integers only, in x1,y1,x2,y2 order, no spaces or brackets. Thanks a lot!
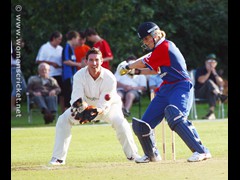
117,21,212,163
49,47,140,165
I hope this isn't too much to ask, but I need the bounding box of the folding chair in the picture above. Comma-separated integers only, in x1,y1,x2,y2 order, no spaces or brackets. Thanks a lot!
26,92,58,123
188,69,225,120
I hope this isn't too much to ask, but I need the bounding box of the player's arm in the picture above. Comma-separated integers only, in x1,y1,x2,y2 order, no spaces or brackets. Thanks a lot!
103,56,113,62
128,59,146,69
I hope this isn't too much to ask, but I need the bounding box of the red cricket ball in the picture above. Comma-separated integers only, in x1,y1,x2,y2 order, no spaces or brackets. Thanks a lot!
105,94,111,101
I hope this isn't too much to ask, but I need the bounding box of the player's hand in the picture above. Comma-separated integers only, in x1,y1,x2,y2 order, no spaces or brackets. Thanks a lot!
70,97,88,120
75,105,99,124
117,61,131,76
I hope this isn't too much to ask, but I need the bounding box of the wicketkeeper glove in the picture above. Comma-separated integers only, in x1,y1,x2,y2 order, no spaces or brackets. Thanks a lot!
76,106,99,124
71,98,88,115
70,98,99,124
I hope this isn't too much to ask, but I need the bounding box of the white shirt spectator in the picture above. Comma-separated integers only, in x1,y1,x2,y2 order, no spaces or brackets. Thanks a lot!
114,72,147,93
36,42,63,77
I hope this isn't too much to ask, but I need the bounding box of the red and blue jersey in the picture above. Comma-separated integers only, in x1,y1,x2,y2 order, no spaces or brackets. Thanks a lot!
141,38,193,128
143,39,190,82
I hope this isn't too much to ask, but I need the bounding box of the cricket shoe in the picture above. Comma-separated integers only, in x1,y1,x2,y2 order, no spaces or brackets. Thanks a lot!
202,111,216,120
135,153,161,163
187,152,212,162
49,157,65,165
127,154,141,161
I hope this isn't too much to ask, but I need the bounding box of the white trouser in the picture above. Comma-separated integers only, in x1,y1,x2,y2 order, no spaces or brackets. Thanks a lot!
51,103,138,162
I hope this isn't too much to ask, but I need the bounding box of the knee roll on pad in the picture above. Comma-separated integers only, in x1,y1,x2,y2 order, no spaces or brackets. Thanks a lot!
132,117,152,136
164,105,184,130
132,117,158,158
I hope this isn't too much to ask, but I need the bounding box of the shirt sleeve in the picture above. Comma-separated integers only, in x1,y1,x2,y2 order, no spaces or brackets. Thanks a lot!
36,45,47,61
143,41,171,71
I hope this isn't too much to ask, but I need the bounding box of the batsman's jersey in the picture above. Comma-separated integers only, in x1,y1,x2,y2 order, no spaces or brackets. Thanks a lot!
141,38,193,128
70,66,121,115
143,38,190,82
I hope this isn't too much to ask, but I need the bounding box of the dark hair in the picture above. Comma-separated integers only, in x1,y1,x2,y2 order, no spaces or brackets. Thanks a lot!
79,31,86,39
50,31,62,41
85,28,98,37
86,47,102,60
66,31,79,40
126,55,137,62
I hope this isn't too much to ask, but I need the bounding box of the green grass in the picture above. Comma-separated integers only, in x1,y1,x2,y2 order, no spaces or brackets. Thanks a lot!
11,97,228,179
11,120,228,180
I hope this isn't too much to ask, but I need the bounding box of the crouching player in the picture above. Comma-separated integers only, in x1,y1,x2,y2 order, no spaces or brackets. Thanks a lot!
49,47,140,165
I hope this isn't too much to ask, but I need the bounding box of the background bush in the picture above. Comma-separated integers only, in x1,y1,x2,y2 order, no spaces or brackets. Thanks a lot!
11,0,228,80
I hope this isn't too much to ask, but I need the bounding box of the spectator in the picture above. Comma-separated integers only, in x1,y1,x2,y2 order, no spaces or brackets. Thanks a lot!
74,31,91,70
27,63,61,124
115,55,147,117
35,31,65,113
49,47,140,165
11,39,27,112
194,53,228,120
62,30,81,110
85,28,113,70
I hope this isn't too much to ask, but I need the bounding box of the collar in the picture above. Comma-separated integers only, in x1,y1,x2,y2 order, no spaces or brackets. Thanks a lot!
155,37,165,47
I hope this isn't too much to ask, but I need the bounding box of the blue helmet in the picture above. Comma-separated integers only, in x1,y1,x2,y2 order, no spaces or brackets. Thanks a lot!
137,22,160,39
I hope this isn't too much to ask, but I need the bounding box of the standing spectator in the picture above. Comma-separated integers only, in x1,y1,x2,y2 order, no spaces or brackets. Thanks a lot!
11,39,27,112
115,55,147,117
62,30,81,111
117,21,212,163
49,47,140,165
27,63,61,124
194,53,228,120
74,31,90,70
85,28,113,70
36,31,65,113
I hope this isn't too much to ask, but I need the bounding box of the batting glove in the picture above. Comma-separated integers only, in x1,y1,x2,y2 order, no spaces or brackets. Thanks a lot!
117,61,133,76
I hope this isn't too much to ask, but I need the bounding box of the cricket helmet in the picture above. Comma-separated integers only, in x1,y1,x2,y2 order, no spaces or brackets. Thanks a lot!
137,22,160,39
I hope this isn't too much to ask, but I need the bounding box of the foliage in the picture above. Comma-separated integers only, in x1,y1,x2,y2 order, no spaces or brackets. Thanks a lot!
11,0,228,80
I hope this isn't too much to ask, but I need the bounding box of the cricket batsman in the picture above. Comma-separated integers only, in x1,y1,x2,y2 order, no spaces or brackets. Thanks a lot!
117,21,212,163
49,47,140,165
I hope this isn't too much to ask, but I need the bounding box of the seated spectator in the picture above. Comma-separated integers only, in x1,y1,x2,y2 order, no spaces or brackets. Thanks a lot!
194,53,228,120
35,31,65,113
27,63,61,124
114,55,147,117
